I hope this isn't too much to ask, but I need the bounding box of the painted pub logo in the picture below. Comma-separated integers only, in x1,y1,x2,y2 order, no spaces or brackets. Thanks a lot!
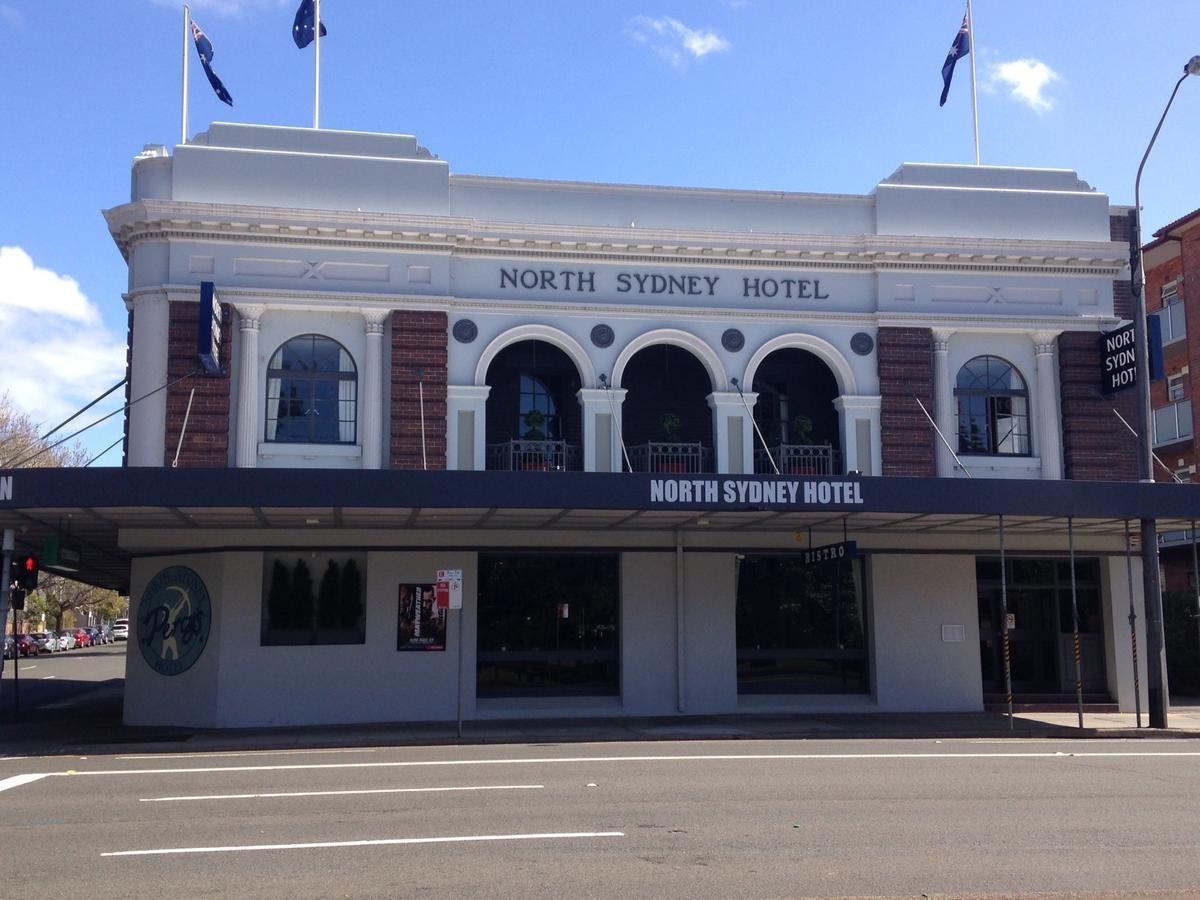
137,566,212,676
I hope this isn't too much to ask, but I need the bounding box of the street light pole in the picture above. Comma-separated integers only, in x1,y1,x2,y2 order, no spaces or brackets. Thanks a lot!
1129,56,1200,729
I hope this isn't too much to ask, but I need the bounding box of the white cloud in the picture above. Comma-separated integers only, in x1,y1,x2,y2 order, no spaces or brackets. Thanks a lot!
0,247,127,436
989,58,1061,113
629,16,731,68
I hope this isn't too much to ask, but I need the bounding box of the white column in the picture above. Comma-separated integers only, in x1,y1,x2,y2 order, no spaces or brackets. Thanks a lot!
360,311,388,469
932,328,957,477
234,304,264,468
578,388,627,472
1033,331,1063,480
445,385,491,470
707,392,751,474
126,292,170,467
833,395,883,476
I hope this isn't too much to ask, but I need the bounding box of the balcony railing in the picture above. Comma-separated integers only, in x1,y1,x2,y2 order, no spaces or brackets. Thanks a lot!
486,439,581,472
754,443,841,476
628,442,712,474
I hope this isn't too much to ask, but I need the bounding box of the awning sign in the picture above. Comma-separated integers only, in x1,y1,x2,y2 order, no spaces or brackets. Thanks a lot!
799,541,858,567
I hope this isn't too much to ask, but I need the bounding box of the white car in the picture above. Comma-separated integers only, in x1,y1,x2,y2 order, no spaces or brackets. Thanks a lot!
112,619,129,641
57,630,76,651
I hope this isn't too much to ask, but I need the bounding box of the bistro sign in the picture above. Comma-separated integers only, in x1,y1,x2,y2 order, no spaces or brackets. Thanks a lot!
500,267,831,301
650,477,865,507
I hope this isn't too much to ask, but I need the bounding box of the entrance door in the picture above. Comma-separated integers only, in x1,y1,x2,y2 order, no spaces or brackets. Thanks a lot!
976,558,1108,698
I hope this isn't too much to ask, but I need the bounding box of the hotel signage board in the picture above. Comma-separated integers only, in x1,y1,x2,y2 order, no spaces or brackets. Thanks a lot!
498,267,832,302
649,477,864,508
1101,318,1164,394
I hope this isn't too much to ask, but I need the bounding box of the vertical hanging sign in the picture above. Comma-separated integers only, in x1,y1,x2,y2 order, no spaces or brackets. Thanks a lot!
197,281,223,376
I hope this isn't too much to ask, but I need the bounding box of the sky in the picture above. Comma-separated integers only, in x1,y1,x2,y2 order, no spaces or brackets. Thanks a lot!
3,0,1200,465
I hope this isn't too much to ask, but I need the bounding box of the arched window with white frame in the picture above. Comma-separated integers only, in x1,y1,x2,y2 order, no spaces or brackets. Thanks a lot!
265,334,357,444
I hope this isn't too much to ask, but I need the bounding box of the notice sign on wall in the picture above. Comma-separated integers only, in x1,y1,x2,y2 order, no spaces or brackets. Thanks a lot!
397,583,446,651
1100,321,1137,394
436,569,463,610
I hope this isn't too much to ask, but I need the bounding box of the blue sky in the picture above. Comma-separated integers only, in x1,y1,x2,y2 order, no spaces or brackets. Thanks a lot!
3,0,1200,464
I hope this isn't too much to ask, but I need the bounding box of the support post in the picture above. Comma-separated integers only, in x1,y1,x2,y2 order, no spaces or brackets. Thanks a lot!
1068,518,1084,728
999,515,1013,730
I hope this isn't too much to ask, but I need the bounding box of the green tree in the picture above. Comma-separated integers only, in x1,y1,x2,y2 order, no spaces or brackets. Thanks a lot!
317,560,341,629
0,392,89,469
267,560,291,630
340,558,363,629
290,559,315,632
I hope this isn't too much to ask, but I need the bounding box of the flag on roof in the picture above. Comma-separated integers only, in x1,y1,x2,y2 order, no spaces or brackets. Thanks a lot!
191,20,233,107
293,0,328,49
939,13,970,107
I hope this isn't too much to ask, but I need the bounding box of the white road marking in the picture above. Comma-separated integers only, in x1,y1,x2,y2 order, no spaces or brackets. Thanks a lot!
102,830,625,857
40,676,55,680
0,773,50,794
118,747,386,761
140,784,545,802
63,750,1200,778
22,665,36,670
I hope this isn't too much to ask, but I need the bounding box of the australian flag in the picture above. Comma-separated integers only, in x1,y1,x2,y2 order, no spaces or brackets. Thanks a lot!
191,20,233,106
939,13,970,107
293,0,328,49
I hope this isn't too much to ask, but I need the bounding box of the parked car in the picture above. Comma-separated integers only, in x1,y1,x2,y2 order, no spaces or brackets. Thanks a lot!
2,636,11,659
17,634,39,657
113,619,128,641
73,628,92,648
85,627,102,646
29,632,56,653
57,630,75,651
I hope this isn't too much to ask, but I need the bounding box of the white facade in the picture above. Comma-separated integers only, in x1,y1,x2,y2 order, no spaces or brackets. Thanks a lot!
105,124,1149,729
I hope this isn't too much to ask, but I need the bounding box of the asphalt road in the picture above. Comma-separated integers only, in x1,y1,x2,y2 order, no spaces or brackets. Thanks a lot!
0,640,125,719
3,737,1200,898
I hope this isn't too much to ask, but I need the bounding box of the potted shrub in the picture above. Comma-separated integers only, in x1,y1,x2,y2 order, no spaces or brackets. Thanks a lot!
787,414,817,474
522,408,547,441
656,412,686,472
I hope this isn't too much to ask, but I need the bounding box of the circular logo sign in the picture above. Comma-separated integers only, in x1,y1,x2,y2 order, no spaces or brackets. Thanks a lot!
137,566,211,676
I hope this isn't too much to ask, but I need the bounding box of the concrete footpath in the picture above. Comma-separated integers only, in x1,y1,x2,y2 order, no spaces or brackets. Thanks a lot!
4,703,1200,758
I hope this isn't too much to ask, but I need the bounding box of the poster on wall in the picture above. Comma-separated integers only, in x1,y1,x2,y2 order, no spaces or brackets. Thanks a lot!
397,583,446,651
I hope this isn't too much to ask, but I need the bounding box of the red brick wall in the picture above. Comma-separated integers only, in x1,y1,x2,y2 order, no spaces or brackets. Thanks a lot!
390,311,448,469
164,301,233,468
878,327,935,477
1058,331,1138,481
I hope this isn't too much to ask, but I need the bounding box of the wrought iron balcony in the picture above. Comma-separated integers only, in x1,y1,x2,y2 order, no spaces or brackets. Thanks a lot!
754,443,840,476
486,439,581,472
627,442,713,474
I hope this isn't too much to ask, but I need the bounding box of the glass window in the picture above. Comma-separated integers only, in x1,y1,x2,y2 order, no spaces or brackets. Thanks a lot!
735,555,869,694
1168,374,1186,402
1153,400,1194,445
477,553,619,697
518,374,560,440
955,356,1031,456
261,552,366,646
1154,301,1187,344
265,335,357,444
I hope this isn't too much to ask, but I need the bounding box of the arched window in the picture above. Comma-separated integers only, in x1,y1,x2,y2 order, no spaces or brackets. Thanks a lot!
955,355,1031,456
265,335,357,444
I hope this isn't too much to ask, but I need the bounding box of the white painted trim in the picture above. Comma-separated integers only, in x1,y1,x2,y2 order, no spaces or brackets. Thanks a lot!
472,324,597,388
610,328,727,391
742,333,858,396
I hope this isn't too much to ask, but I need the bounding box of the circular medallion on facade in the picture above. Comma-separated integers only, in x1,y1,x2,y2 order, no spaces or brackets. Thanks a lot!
590,324,615,348
452,319,478,343
850,332,875,356
721,329,745,352
136,566,211,677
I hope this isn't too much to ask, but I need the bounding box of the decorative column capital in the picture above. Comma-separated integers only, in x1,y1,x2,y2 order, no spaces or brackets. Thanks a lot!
1032,330,1061,356
235,304,265,330
362,309,391,334
931,328,955,353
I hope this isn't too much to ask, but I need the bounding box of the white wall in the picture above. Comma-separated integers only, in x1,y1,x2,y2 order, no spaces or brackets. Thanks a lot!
1102,555,1149,713
869,554,983,711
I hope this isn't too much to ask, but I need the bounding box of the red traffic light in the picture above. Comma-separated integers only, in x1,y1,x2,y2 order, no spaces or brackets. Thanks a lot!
18,555,38,591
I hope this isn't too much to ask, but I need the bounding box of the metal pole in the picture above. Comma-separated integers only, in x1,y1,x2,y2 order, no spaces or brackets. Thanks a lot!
12,606,18,713
1192,520,1200,663
1126,520,1143,728
0,530,12,684
730,377,778,475
1130,60,1200,727
675,528,686,714
419,380,427,471
456,607,463,740
313,0,321,128
966,0,980,165
181,5,190,145
999,515,1013,730
1068,518,1084,729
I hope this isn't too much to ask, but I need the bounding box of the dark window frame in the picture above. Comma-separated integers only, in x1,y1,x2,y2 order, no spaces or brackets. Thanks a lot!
264,334,358,445
955,355,1032,457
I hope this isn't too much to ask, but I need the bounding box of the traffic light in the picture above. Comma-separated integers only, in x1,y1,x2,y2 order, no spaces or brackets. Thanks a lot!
9,585,25,611
18,554,39,591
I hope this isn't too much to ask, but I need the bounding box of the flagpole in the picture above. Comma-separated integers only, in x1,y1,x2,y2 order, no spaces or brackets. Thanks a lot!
967,0,980,164
181,4,191,145
313,0,321,128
